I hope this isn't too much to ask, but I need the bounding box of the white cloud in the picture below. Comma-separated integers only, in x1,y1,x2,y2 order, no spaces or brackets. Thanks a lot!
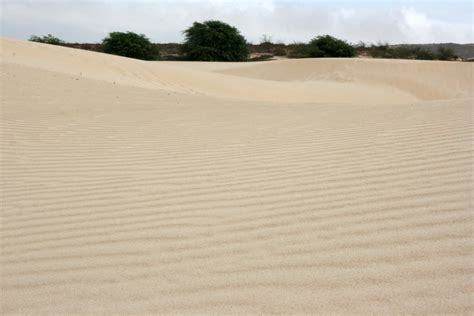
1,0,472,44
397,7,472,43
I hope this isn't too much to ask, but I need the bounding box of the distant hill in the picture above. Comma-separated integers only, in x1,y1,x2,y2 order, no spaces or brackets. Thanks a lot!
393,43,474,60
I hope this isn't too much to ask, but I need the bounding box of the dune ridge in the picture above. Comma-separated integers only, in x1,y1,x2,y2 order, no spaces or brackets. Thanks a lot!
1,38,473,314
2,38,472,103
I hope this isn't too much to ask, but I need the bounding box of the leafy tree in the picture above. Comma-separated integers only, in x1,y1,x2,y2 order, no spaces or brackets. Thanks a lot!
307,35,356,58
182,20,249,61
102,32,159,60
29,34,65,46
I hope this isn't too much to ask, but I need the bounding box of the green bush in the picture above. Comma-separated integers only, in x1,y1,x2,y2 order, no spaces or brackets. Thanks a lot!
387,46,414,59
182,20,249,61
413,48,435,60
365,42,390,58
307,35,356,58
436,47,456,61
287,43,310,58
29,34,65,46
362,44,438,60
287,36,355,58
102,32,159,60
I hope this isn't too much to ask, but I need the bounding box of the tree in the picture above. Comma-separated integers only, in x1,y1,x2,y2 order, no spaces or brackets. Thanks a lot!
102,32,159,60
307,35,356,58
29,34,65,46
182,20,249,61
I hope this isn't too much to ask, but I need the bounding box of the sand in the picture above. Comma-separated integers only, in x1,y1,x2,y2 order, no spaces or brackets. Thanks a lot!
0,38,473,314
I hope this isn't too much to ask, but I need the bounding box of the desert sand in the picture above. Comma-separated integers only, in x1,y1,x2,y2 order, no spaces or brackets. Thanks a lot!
0,38,473,314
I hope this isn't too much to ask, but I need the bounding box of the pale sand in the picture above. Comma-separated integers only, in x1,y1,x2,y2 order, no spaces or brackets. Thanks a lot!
0,38,473,314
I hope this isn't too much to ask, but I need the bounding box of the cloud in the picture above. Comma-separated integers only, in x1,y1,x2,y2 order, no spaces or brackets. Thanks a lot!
1,0,472,44
397,7,472,43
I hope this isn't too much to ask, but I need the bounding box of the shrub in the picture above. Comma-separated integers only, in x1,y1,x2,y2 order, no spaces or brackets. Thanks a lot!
287,43,310,58
182,20,249,61
387,46,414,59
273,44,286,56
102,32,159,60
366,42,390,58
259,34,274,53
307,35,356,58
363,44,439,60
436,47,456,61
273,47,287,56
354,41,367,49
248,54,273,62
29,34,65,46
412,47,435,60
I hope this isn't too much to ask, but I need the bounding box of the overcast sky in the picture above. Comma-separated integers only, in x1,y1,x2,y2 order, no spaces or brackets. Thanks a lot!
1,0,472,44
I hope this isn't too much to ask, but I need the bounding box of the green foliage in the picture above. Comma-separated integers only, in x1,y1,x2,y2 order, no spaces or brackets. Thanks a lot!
29,34,65,46
28,31,462,62
252,36,286,56
287,36,355,58
362,44,438,60
182,20,249,61
387,46,414,59
287,43,310,58
436,47,456,61
102,32,159,60
413,48,435,60
307,35,356,58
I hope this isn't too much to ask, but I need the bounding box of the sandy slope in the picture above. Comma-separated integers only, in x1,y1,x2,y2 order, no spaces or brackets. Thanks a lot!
0,38,473,314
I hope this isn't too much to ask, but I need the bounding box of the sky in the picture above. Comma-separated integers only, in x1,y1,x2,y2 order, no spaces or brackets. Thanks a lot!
1,0,473,44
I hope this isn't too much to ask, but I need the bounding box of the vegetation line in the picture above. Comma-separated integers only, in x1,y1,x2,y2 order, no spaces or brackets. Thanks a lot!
29,20,463,62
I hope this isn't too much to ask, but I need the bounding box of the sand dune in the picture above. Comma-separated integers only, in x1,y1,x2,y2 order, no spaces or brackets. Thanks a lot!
3,38,472,104
1,38,473,314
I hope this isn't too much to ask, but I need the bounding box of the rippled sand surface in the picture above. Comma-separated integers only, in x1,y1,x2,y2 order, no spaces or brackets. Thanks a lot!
1,38,473,314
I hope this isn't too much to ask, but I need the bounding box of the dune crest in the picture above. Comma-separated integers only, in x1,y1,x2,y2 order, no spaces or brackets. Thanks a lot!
1,38,473,314
2,38,471,103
